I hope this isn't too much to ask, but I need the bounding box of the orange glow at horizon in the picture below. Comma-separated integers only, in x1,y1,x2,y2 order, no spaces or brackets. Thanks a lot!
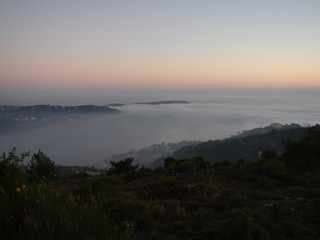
1,69,319,91
1,54,319,90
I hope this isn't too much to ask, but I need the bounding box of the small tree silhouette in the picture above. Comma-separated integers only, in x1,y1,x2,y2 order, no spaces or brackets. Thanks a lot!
28,150,55,182
109,158,138,175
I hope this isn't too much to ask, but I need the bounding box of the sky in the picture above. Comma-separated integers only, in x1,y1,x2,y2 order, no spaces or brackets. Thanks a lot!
1,0,320,93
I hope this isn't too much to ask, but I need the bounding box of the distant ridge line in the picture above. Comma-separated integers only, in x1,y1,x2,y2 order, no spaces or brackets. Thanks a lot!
134,100,190,105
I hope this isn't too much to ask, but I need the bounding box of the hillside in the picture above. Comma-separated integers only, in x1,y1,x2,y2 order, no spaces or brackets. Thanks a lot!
1,125,320,239
109,141,201,168
172,124,305,163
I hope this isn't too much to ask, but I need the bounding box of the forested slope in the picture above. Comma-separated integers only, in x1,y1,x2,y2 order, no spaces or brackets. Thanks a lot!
173,126,305,163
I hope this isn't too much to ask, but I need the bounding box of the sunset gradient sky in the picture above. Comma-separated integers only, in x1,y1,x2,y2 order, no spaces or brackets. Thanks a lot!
1,0,320,91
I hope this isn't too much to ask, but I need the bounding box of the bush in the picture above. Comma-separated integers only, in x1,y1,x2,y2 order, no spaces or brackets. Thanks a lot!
0,148,29,196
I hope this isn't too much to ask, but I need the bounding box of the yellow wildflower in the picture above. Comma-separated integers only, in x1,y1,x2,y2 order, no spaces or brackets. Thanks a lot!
16,188,21,193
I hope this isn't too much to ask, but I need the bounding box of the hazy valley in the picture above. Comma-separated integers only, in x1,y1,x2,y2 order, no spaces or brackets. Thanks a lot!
1,90,320,167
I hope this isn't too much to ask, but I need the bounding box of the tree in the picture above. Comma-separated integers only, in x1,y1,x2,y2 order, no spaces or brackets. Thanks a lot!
28,150,55,182
164,157,177,169
164,156,209,175
283,125,320,173
109,158,138,175
260,149,279,160
191,156,210,171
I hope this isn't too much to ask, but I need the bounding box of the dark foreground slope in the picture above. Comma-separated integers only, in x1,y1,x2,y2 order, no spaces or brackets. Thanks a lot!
1,126,320,239
173,125,305,163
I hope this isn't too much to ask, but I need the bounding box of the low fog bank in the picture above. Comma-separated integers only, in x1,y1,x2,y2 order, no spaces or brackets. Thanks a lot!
1,90,319,166
2,89,319,106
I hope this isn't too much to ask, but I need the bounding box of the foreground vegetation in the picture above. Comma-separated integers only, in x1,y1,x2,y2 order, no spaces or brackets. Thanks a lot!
1,126,320,239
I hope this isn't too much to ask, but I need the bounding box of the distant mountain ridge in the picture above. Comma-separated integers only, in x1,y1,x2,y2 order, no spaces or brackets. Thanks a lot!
134,100,190,105
106,100,190,107
0,104,120,119
231,123,301,138
0,104,120,133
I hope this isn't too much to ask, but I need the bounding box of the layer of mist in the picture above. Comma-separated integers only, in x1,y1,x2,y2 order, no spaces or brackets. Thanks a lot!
0,89,319,166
